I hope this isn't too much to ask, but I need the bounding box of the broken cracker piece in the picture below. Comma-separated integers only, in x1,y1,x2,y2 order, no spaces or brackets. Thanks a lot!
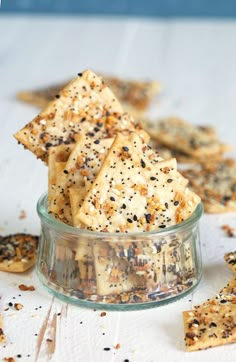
183,304,236,351
0,233,38,272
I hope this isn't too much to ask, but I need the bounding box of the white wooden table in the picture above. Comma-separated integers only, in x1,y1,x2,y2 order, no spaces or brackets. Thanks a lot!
0,15,236,362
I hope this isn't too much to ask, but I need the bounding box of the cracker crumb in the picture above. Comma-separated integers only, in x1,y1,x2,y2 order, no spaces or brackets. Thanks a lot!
14,303,23,311
115,343,121,349
19,210,27,219
222,224,235,237
18,284,35,291
100,312,106,317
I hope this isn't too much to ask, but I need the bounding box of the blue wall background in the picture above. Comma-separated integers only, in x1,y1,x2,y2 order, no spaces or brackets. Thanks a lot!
1,0,236,17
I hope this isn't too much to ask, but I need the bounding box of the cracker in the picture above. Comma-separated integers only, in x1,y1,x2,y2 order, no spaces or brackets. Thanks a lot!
51,135,114,225
183,304,236,351
149,139,224,164
182,159,236,213
224,252,236,274
69,188,86,227
0,234,38,272
146,117,230,160
48,144,74,203
0,314,6,343
77,132,200,232
93,241,143,295
14,70,146,162
219,277,236,296
16,75,161,117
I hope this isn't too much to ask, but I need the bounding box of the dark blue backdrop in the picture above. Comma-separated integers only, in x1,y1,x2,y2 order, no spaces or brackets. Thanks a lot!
1,0,236,17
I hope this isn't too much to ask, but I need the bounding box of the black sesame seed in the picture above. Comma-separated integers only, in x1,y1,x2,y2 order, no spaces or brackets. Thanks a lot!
209,322,217,328
88,132,95,137
127,218,133,223
45,142,52,149
122,146,129,152
165,202,168,209
77,72,83,76
133,215,138,221
145,214,151,223
17,354,22,358
63,170,69,174
94,140,100,144
159,225,166,228
110,196,115,201
174,201,179,206
8,302,13,307
167,179,173,183
141,159,146,168
55,94,60,99
150,176,156,181
103,347,111,351
122,204,126,209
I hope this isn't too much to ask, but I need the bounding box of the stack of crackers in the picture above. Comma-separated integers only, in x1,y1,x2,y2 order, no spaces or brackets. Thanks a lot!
13,70,202,304
14,70,200,232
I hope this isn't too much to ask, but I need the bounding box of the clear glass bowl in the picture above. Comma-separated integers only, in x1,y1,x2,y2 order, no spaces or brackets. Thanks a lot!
36,193,203,310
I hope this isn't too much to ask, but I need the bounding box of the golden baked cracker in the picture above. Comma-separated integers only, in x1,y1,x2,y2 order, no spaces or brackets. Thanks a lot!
0,234,38,273
224,252,236,274
219,277,236,296
17,81,67,108
48,144,74,209
51,135,114,225
183,304,236,351
17,75,161,117
14,70,142,163
182,159,236,213
146,117,231,160
0,314,6,343
93,241,143,296
77,132,200,232
149,138,225,164
69,188,86,227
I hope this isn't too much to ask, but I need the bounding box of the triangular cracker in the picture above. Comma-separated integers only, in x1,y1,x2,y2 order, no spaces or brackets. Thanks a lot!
14,70,147,163
77,132,200,232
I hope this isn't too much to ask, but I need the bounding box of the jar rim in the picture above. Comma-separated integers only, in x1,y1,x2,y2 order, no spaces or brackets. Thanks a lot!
37,192,203,238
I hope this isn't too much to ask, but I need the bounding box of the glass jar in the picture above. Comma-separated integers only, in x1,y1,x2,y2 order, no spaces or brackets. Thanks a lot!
36,193,203,310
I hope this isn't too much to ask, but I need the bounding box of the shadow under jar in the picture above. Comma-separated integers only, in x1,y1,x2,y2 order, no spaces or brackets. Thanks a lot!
36,193,203,310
